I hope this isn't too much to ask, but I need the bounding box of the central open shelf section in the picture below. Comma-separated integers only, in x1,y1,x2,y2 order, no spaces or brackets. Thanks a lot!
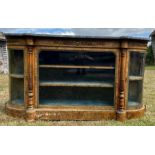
39,51,116,106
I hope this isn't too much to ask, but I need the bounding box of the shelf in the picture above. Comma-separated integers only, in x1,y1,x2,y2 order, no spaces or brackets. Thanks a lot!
129,76,143,81
39,99,113,106
128,101,140,106
10,73,24,78
39,81,114,88
39,65,115,70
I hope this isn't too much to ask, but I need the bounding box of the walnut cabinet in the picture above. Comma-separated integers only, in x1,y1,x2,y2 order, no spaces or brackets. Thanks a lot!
5,34,148,121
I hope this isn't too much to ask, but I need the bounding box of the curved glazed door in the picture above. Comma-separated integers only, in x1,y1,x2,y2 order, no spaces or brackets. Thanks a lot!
128,52,145,107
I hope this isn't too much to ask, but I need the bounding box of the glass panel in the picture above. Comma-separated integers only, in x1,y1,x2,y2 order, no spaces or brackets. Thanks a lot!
39,51,116,106
9,50,24,105
39,87,114,106
128,52,145,106
129,52,145,76
39,51,115,67
128,80,142,106
10,50,24,74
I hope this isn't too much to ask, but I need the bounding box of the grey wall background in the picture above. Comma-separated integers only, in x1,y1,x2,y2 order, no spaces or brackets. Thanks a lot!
0,33,8,73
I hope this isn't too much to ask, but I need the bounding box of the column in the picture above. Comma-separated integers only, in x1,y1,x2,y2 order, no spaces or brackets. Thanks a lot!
116,40,128,121
25,38,36,122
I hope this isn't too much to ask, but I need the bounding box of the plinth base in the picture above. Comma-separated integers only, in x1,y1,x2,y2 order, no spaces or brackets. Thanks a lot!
5,102,145,121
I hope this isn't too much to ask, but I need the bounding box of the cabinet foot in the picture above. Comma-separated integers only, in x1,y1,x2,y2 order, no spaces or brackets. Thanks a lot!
116,110,126,122
25,109,36,122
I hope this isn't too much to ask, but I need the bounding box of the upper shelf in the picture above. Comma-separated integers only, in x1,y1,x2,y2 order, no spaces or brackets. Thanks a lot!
39,65,115,70
129,76,143,81
10,73,24,78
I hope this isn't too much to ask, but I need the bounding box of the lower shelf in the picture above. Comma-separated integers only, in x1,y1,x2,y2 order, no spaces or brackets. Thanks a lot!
39,99,113,106
128,101,141,106
10,78,24,105
11,99,24,105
